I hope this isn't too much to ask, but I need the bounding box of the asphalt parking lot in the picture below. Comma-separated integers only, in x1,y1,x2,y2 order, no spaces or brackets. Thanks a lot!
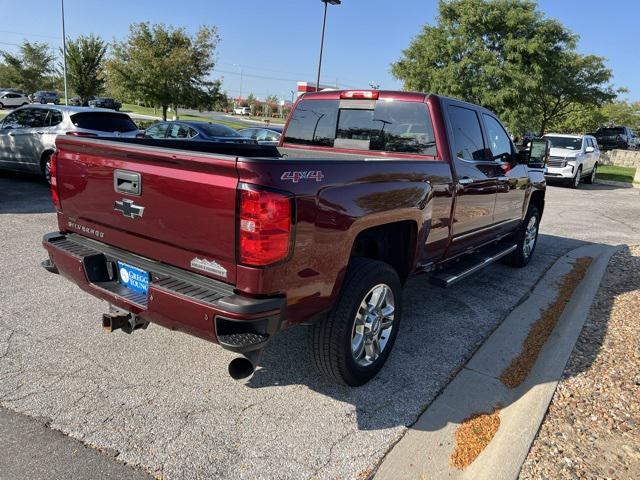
1,173,639,480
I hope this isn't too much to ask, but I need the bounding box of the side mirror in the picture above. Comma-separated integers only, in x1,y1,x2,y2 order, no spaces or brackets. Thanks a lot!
585,146,595,153
525,138,550,168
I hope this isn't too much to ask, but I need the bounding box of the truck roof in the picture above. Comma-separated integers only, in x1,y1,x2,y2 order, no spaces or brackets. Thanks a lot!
301,89,429,103
300,90,498,116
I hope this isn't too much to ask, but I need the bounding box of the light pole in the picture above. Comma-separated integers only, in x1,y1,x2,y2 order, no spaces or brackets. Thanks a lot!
61,0,68,105
316,0,340,93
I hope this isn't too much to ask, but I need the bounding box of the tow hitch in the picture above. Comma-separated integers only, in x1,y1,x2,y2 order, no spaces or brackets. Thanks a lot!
102,306,149,334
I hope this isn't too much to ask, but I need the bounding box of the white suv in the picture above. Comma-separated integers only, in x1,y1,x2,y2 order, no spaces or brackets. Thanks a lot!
233,106,251,116
543,133,600,188
0,91,29,109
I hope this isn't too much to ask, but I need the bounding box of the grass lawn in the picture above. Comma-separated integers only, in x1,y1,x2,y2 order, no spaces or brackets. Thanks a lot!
0,111,7,120
121,103,248,130
243,115,286,125
597,165,637,184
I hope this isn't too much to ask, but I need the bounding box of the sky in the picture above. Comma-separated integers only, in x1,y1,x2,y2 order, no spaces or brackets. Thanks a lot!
1,0,638,103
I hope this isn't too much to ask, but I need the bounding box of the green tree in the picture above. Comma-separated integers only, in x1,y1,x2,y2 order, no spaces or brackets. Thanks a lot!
106,23,220,120
391,0,616,135
63,35,107,105
0,41,55,93
549,100,640,134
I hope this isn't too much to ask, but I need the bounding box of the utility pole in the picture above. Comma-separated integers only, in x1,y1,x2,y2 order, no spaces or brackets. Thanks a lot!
61,0,68,105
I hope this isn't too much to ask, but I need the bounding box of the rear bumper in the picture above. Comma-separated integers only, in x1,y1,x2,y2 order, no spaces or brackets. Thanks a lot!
42,232,285,353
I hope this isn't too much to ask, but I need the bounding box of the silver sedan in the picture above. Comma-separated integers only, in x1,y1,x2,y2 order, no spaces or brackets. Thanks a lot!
0,105,139,181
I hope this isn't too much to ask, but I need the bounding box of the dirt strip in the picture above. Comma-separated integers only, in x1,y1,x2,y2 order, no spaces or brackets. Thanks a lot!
500,257,593,389
450,407,501,469
519,246,640,480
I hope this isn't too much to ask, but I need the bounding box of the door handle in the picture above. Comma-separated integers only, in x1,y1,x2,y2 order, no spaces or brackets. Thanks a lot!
7,131,15,136
458,177,474,186
36,131,45,135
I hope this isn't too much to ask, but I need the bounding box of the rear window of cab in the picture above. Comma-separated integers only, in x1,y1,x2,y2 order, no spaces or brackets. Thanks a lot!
284,99,437,156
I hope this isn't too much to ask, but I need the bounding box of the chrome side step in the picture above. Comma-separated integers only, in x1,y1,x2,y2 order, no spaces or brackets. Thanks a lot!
430,243,517,288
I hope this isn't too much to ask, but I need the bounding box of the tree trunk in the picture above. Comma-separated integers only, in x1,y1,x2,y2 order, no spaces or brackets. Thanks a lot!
161,105,167,121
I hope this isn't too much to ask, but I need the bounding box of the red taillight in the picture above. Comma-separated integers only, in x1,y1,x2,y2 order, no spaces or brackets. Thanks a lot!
66,131,98,137
239,188,292,266
49,151,60,210
340,90,379,100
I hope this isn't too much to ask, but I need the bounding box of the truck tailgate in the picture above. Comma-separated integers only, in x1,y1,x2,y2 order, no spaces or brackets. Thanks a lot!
55,136,238,284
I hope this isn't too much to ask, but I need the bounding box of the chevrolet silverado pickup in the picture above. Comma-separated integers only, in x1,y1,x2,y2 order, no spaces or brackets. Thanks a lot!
42,90,546,386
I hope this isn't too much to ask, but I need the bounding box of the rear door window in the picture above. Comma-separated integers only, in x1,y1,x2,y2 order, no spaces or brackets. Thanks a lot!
145,123,169,139
25,108,50,128
70,112,137,132
167,124,191,139
448,106,486,161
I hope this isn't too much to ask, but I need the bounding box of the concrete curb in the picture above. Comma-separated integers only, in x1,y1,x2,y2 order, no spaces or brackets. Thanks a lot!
374,244,618,480
595,179,639,189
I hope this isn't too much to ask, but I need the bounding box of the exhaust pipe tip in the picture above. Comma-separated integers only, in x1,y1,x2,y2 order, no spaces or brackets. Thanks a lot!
228,356,257,381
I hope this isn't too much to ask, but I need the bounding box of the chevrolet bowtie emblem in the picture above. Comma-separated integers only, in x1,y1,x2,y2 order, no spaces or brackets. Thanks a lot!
114,199,145,219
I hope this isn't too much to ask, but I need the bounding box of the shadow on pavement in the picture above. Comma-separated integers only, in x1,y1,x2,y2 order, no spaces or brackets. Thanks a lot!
0,171,54,214
246,239,625,435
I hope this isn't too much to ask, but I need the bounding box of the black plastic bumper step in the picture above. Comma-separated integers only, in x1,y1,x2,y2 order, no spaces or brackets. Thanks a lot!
430,243,517,288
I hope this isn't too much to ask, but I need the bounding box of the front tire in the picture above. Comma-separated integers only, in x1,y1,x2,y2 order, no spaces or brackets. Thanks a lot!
584,163,597,184
502,204,540,268
309,257,402,386
570,166,582,189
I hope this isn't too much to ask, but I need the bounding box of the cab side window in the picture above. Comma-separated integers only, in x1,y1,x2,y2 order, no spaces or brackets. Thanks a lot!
448,106,485,161
482,114,513,161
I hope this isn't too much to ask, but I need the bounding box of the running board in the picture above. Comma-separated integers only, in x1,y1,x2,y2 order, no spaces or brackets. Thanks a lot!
430,243,517,288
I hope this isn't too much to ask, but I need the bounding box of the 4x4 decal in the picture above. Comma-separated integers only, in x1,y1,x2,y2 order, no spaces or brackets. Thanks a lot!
281,170,325,183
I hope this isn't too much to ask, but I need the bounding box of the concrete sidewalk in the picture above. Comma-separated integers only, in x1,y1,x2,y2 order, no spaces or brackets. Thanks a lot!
375,244,617,480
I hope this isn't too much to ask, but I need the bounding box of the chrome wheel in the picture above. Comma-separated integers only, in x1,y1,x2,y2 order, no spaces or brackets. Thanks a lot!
574,169,581,188
591,165,597,183
351,284,395,366
523,215,538,259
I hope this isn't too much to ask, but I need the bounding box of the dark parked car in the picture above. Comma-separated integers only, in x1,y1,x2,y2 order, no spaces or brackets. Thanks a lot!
141,120,257,144
238,126,283,145
594,126,638,150
43,90,546,386
30,91,60,104
88,97,122,111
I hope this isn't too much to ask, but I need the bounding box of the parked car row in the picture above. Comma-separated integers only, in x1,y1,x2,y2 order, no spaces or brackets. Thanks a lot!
0,102,286,182
593,125,639,150
69,96,122,111
1,89,124,111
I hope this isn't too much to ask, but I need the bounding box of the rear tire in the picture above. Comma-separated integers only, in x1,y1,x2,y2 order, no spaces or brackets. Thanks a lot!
584,163,597,184
309,257,402,386
502,204,540,268
0,103,4,109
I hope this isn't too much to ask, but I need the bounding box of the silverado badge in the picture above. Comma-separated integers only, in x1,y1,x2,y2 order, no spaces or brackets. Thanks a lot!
114,199,145,219
190,258,228,278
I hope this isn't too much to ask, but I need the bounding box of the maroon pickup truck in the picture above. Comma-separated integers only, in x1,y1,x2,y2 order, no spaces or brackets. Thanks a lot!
42,90,546,386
